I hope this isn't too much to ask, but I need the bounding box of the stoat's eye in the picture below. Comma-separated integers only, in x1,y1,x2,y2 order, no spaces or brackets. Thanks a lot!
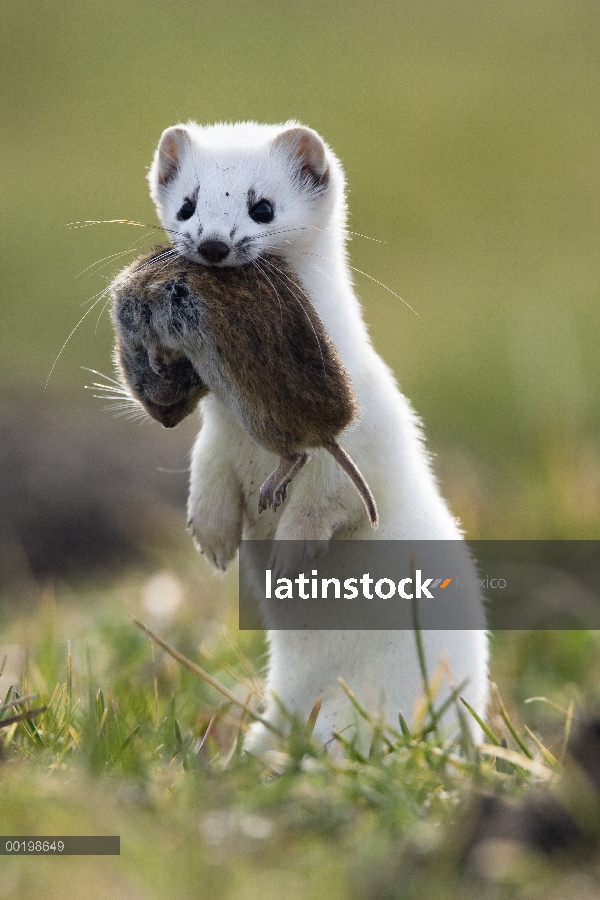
177,198,196,221
249,200,274,224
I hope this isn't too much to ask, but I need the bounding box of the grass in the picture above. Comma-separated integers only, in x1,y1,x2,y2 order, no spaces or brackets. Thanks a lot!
1,574,599,899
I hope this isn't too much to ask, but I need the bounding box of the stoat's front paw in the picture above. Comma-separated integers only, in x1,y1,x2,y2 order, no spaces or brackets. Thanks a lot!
268,538,329,582
187,502,242,572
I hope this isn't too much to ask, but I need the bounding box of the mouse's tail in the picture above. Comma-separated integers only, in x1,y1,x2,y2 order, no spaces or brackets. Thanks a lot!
324,439,379,527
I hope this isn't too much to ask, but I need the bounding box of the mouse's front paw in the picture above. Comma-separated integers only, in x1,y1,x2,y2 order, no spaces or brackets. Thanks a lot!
258,475,288,513
258,452,309,515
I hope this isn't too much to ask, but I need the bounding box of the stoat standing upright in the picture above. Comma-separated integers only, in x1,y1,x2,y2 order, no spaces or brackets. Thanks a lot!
147,120,488,751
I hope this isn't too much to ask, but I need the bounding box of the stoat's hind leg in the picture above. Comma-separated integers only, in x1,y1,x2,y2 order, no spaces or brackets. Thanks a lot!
258,452,309,513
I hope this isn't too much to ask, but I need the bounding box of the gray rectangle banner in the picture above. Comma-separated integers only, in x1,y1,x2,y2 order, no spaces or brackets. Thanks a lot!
238,540,600,630
0,836,120,855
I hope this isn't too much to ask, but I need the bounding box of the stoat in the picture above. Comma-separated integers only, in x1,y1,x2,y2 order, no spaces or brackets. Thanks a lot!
144,120,488,752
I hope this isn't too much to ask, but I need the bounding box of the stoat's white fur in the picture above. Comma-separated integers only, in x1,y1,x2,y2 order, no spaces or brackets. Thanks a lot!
149,120,488,751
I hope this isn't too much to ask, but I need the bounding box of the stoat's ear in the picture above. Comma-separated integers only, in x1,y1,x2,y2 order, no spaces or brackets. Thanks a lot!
153,126,189,187
272,126,330,190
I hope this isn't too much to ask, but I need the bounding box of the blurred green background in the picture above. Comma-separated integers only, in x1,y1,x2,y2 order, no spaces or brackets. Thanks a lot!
2,0,598,540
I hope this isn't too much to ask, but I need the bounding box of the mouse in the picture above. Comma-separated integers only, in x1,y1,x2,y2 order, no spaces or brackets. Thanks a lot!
111,244,378,524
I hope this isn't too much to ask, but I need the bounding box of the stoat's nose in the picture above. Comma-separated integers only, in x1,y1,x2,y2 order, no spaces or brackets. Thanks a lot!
198,240,230,264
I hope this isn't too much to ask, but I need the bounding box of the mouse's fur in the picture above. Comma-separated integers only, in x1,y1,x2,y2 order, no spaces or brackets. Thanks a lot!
135,119,488,752
115,330,208,429
111,247,377,523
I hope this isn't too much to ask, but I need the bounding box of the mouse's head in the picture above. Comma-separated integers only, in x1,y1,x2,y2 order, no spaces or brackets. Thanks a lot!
148,120,344,268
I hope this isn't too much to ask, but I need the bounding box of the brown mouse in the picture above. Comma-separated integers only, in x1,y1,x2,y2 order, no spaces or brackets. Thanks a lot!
110,244,378,525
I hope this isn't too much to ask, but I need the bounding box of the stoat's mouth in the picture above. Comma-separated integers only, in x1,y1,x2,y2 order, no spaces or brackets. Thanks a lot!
197,239,231,265
176,239,259,270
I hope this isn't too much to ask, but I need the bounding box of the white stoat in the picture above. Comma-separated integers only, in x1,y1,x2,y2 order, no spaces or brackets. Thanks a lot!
148,120,488,751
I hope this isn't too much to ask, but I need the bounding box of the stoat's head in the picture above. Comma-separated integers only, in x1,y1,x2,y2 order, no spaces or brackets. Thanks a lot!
148,121,343,267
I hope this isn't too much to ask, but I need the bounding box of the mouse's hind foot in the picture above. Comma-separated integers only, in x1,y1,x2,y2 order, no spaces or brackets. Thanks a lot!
258,452,309,514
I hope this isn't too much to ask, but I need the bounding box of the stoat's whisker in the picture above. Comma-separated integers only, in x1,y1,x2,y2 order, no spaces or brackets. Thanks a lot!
348,265,421,320
295,250,422,320
110,247,180,284
262,256,313,306
46,287,111,390
126,249,177,274
336,229,384,243
251,224,384,243
95,294,113,332
67,219,164,231
76,232,155,279
256,225,309,238
77,247,178,334
259,256,326,374
251,259,284,328
308,262,336,284
79,285,113,310
148,254,182,278
310,224,385,243
143,248,179,267
132,247,180,277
